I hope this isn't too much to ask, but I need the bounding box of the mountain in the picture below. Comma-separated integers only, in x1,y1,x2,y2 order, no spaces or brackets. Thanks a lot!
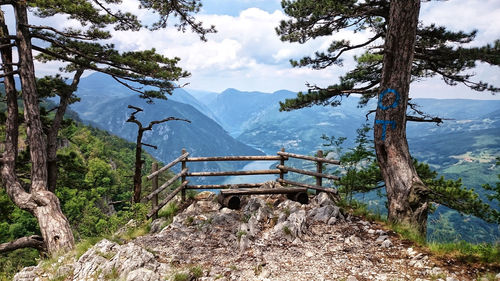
203,88,298,137
74,72,221,125
70,74,263,182
188,88,500,243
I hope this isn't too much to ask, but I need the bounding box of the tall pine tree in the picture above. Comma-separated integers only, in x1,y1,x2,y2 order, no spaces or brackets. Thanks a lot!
0,0,213,255
277,0,499,236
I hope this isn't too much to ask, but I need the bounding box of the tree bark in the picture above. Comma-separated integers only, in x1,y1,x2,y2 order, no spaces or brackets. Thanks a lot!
374,0,429,236
0,2,75,255
133,128,145,203
0,235,45,253
47,68,84,192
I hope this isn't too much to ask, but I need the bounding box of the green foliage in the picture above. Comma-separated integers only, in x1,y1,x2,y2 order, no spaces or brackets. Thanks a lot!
24,0,215,102
483,158,500,223
277,0,499,111
322,124,383,202
324,125,500,235
0,121,173,278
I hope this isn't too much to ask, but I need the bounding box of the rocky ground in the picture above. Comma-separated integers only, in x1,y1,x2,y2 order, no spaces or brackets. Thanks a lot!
13,184,500,281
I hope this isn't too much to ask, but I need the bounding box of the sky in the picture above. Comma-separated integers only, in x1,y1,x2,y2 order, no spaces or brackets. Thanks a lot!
8,0,500,99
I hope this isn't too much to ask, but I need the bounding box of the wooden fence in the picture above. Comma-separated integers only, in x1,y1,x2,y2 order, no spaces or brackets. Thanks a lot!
144,148,340,219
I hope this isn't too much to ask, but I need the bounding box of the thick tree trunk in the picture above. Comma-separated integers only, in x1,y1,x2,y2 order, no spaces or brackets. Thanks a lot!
374,0,429,236
4,2,75,254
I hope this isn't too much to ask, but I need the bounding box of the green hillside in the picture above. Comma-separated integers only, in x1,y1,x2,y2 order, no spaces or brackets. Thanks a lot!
0,120,173,279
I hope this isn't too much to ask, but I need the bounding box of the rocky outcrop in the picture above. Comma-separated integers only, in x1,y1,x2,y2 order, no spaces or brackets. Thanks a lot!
14,188,497,280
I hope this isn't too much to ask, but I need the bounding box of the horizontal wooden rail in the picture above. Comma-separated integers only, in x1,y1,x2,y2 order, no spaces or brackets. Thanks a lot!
278,178,339,195
277,165,340,180
220,187,307,196
277,151,340,165
147,180,188,219
145,168,188,201
186,155,281,162
147,152,189,180
185,183,265,189
187,169,281,177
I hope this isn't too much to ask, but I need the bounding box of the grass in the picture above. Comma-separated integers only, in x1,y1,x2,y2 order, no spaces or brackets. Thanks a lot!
171,265,204,281
115,221,149,242
428,241,500,264
189,265,203,278
171,272,190,281
158,202,180,228
344,198,500,267
184,216,194,226
75,237,102,259
236,230,247,241
282,226,292,236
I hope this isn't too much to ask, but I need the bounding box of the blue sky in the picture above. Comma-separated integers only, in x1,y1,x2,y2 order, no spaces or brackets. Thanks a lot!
17,0,500,99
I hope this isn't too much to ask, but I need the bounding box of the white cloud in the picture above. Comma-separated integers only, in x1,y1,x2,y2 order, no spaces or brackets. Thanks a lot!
14,1,499,99
420,0,500,46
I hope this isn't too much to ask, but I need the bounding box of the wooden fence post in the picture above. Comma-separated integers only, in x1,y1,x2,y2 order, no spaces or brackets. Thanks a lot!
181,148,187,201
279,147,285,182
151,162,159,220
316,150,323,193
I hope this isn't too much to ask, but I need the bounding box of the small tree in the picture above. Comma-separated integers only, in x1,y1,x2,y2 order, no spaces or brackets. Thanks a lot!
126,105,190,203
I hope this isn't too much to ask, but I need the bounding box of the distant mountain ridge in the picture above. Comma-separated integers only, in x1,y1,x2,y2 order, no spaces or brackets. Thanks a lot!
69,73,263,181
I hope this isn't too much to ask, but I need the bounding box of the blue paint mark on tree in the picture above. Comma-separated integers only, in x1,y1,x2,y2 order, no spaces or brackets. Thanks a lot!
376,88,400,141
378,88,400,110
375,120,396,141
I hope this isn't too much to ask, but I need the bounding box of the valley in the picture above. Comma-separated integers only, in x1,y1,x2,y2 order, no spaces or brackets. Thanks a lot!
69,72,500,243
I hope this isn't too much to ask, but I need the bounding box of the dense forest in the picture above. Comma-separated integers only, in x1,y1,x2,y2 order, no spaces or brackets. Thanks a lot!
0,107,173,278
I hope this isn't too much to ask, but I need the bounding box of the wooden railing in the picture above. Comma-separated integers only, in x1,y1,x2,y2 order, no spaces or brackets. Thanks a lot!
144,148,340,219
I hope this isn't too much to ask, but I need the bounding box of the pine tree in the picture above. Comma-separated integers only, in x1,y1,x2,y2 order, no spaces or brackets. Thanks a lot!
277,0,499,236
0,0,213,255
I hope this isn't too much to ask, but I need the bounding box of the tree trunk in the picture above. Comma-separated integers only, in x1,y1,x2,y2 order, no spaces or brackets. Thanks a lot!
3,2,75,254
133,130,144,203
374,0,429,236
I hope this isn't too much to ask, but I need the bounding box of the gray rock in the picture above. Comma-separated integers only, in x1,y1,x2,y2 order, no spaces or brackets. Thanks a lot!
309,205,341,223
243,197,265,214
150,217,167,233
381,239,393,248
376,235,388,243
194,191,216,201
446,277,460,281
100,242,160,279
13,266,40,281
185,200,221,214
327,216,337,225
346,276,358,281
314,192,335,207
126,268,160,281
255,205,273,223
211,208,239,228
266,210,307,241
73,239,118,280
277,200,302,214
247,215,259,237
239,234,250,251
495,273,500,281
